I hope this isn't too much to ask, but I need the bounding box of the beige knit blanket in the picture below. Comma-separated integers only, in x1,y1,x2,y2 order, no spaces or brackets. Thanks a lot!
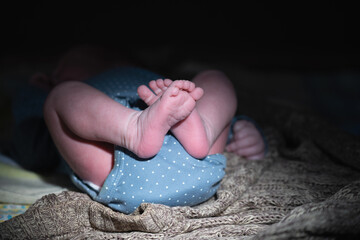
1,111,360,239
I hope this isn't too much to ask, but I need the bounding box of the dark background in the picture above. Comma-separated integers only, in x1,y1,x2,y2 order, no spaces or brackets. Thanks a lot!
1,1,359,65
1,1,360,137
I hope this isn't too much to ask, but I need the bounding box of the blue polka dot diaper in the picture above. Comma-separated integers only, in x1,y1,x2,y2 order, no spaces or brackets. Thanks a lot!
70,67,227,214
73,136,226,214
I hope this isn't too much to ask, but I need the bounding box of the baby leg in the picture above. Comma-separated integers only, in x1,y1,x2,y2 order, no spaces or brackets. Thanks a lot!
190,70,237,154
44,80,199,186
138,71,237,159
43,83,114,186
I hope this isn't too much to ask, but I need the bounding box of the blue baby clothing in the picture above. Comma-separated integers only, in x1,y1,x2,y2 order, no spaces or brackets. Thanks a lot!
72,139,226,214
70,67,227,214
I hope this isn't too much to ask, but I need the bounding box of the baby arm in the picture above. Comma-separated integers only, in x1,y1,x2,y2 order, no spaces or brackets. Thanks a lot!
225,120,265,160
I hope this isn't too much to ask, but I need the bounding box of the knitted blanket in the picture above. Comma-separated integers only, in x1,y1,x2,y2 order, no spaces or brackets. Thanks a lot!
1,111,360,239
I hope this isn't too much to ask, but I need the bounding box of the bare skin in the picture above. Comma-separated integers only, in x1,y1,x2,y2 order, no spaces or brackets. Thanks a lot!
138,75,265,160
138,78,212,158
44,80,204,186
138,70,238,158
226,120,265,160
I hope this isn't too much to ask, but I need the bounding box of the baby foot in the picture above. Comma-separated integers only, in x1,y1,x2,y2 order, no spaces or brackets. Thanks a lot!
138,79,203,106
126,80,201,158
138,79,211,159
137,79,172,105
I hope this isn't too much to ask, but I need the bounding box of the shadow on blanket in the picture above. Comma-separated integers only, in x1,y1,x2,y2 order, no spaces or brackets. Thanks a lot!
1,104,360,239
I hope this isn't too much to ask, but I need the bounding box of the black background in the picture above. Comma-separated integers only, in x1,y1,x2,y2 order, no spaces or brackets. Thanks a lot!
1,1,359,68
1,1,360,135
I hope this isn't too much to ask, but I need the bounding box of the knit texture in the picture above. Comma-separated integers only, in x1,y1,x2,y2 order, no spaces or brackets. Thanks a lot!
1,111,360,239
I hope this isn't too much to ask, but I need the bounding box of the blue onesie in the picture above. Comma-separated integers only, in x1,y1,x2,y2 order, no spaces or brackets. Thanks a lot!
70,67,227,214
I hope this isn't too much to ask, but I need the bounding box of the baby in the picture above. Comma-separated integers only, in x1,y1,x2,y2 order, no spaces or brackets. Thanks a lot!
37,46,265,213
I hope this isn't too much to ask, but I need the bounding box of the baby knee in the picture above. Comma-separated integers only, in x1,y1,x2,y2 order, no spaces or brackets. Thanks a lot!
43,81,80,118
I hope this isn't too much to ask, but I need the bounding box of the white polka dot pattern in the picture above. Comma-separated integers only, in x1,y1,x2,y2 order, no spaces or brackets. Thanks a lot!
97,135,226,214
